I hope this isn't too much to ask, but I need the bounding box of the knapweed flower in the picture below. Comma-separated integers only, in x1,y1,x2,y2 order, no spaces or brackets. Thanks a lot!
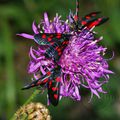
18,11,113,106
59,29,113,100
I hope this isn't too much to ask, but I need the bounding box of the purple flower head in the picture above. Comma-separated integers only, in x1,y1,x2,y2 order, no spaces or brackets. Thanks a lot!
18,12,113,105
59,29,113,100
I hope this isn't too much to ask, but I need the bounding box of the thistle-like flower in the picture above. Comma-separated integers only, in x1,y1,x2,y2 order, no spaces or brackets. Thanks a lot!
59,29,113,100
18,0,113,106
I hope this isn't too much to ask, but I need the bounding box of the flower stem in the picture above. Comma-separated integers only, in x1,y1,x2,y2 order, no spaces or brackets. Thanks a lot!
24,89,40,106
10,89,40,120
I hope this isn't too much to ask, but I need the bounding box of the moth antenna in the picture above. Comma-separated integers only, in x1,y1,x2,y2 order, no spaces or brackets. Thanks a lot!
76,0,79,18
74,0,79,21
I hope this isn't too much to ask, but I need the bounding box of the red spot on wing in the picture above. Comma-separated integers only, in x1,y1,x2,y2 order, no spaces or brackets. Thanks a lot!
54,94,58,100
86,16,91,19
48,37,52,41
55,45,65,56
66,41,69,44
74,15,78,21
31,84,35,87
42,34,46,39
57,33,61,36
81,21,87,25
62,41,69,45
58,52,62,55
37,81,41,85
49,81,52,88
56,77,61,82
52,87,58,91
57,48,61,52
62,41,66,45
56,35,61,39
47,71,51,76
55,46,59,50
87,18,102,28
56,33,62,39
42,78,48,83
36,78,48,86
50,42,54,45
92,13,97,16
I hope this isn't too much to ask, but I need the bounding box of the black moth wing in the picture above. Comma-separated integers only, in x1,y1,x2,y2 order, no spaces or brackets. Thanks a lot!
44,36,70,62
80,11,101,26
22,65,62,106
34,33,71,46
22,71,52,90
79,11,109,29
86,17,109,29
81,11,101,21
34,33,71,62
47,66,61,106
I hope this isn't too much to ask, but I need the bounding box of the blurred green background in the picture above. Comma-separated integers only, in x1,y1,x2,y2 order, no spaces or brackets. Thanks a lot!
0,0,120,120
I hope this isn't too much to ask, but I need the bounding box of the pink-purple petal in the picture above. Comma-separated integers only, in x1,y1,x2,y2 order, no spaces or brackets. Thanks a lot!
44,12,50,27
17,33,34,39
32,21,39,34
